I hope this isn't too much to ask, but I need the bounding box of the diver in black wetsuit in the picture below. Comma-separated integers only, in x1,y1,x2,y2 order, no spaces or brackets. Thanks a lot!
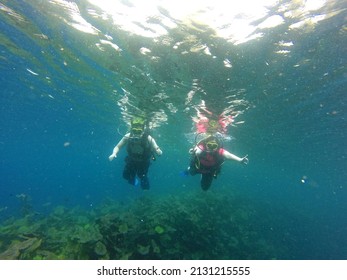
109,117,162,190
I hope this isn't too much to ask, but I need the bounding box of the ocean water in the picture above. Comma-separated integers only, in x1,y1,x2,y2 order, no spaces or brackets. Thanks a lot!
0,0,346,260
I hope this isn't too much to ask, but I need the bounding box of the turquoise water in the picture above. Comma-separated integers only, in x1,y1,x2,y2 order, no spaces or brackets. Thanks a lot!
0,0,346,259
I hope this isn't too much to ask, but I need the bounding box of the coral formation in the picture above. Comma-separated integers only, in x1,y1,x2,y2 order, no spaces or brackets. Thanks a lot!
154,225,165,234
0,189,289,259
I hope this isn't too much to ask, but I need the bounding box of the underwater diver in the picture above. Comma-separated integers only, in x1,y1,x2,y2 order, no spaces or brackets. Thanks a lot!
109,117,162,190
184,135,248,191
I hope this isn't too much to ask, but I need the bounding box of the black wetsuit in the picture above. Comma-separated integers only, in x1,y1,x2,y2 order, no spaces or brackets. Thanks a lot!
123,133,152,189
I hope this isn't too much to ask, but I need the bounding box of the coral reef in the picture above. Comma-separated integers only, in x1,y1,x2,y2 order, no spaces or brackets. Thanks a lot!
0,189,286,259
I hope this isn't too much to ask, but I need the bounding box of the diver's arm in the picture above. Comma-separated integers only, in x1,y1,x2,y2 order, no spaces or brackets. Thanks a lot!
189,145,201,155
108,133,130,161
223,150,249,165
148,135,162,156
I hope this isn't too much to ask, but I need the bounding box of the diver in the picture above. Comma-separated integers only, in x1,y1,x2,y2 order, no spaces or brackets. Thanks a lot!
109,117,162,190
183,135,248,191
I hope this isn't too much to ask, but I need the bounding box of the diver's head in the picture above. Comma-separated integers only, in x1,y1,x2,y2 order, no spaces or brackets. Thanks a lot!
130,117,145,137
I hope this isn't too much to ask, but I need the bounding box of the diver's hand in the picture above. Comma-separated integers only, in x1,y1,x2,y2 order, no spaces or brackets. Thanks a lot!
109,153,117,161
156,147,162,156
240,155,249,165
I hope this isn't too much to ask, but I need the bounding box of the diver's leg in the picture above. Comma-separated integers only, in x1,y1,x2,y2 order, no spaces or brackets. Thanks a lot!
137,160,150,190
123,157,136,185
201,173,213,191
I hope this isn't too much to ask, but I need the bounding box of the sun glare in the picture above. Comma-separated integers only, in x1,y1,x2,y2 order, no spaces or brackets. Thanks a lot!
87,0,281,43
50,0,330,46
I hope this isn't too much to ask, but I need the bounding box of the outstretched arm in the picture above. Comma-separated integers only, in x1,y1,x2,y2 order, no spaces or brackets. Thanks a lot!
148,135,162,156
108,133,130,161
223,150,249,165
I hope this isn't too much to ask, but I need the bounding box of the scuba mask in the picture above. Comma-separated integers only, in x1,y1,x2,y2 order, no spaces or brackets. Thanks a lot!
206,140,219,151
130,117,146,137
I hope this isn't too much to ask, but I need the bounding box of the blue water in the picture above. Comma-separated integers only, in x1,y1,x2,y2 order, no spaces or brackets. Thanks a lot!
0,0,346,259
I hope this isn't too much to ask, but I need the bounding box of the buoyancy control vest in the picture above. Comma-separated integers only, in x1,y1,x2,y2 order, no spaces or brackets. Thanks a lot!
126,132,152,161
195,144,225,173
